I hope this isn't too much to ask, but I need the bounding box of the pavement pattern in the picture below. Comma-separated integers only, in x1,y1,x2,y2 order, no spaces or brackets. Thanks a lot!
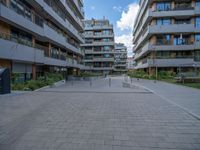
0,77,200,150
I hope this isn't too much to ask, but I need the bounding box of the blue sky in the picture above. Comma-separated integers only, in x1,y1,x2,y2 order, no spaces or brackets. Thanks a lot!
84,0,139,57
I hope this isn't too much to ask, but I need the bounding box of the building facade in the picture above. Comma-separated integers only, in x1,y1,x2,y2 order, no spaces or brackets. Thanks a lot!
114,43,127,74
133,0,200,75
0,0,84,82
82,18,115,75
127,57,135,70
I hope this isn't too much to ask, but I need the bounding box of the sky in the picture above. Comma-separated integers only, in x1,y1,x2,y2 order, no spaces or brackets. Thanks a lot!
83,0,140,57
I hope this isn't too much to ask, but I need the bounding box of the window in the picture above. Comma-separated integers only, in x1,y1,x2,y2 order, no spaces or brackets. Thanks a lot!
175,19,190,24
11,28,32,46
103,38,110,42
195,34,200,42
104,46,110,51
102,30,111,35
156,35,171,45
194,51,200,61
196,1,200,6
196,17,200,27
174,35,190,45
104,54,111,58
51,47,59,59
156,18,171,25
156,51,170,59
156,2,171,11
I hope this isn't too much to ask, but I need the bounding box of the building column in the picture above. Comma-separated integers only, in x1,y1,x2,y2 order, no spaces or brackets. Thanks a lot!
32,64,36,80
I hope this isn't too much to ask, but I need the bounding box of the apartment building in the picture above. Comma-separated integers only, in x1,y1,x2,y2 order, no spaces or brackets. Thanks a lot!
114,43,127,74
82,18,115,75
133,0,200,75
127,57,135,70
0,0,84,82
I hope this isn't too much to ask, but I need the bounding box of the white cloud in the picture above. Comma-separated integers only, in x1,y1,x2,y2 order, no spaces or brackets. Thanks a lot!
115,34,133,57
91,6,95,10
113,6,122,12
117,3,139,31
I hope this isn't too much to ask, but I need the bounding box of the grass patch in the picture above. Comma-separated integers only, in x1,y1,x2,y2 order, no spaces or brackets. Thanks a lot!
127,70,200,90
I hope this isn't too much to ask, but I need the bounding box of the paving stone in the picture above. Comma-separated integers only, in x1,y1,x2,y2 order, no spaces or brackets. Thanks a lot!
0,77,199,150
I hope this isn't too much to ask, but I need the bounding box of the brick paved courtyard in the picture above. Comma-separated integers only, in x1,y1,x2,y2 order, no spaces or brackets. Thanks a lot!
0,77,200,150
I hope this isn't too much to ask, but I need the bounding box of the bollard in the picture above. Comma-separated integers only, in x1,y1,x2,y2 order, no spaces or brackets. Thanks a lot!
131,78,133,83
109,78,111,87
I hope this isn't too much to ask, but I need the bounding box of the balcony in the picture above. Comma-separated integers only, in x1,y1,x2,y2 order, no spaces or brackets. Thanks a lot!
85,50,115,54
148,58,195,67
0,3,44,37
84,58,114,62
44,57,66,66
133,6,200,42
134,24,199,51
85,25,113,31
84,66,114,71
84,33,114,38
65,3,84,29
135,58,196,69
44,24,82,55
42,2,84,43
0,33,44,64
149,24,198,34
134,42,196,61
82,41,114,46
93,58,114,62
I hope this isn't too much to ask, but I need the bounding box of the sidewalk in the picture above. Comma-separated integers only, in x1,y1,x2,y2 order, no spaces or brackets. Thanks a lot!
0,77,200,150
129,78,200,119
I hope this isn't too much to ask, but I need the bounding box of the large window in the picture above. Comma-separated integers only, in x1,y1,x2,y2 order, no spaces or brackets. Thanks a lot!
102,38,111,42
104,46,111,51
196,0,200,6
156,2,171,11
102,30,111,35
156,35,171,45
174,35,190,45
194,51,200,61
195,34,200,42
51,47,59,59
104,54,111,58
196,17,200,27
175,19,190,24
11,28,32,47
156,18,171,25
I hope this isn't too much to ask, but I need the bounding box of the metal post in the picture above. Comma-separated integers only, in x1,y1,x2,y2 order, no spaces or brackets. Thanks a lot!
131,78,133,83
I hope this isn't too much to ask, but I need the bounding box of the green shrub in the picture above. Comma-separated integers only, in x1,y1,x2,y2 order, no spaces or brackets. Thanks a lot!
12,73,64,91
127,70,175,80
80,72,101,77
12,83,25,91
157,71,175,79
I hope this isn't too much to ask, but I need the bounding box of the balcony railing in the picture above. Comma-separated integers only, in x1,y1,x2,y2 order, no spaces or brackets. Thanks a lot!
0,32,45,51
1,0,44,27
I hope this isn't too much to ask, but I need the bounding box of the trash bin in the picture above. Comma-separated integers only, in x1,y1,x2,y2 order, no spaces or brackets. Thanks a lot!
0,68,11,94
